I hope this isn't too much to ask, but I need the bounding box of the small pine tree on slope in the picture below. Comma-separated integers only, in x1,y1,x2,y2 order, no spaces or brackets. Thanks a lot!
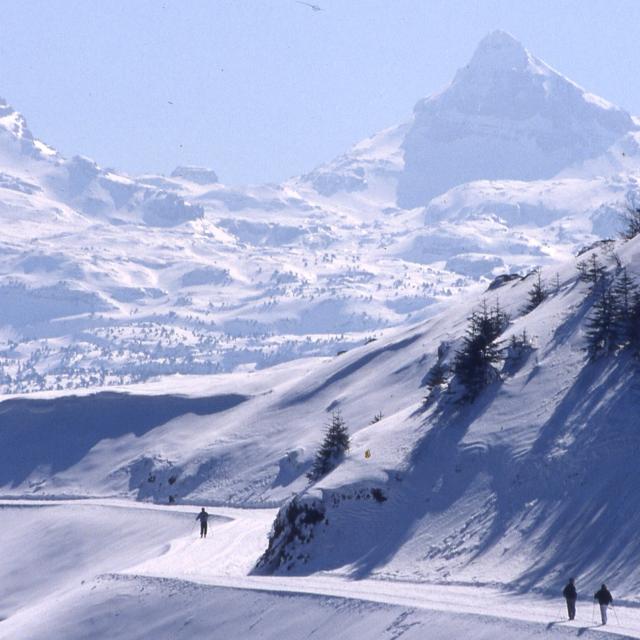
452,300,509,401
585,285,618,358
524,270,546,313
577,253,607,292
307,411,350,482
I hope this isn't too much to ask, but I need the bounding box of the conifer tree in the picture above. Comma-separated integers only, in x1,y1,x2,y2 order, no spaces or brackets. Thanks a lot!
612,267,638,345
524,270,546,313
307,412,350,482
452,299,508,400
585,286,618,358
576,253,607,292
489,298,510,337
554,272,561,293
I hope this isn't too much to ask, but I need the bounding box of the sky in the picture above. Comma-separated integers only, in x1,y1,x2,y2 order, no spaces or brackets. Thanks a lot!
2,0,640,185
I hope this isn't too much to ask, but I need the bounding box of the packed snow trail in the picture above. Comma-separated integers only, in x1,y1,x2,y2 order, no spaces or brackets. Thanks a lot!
127,505,640,638
1,499,639,639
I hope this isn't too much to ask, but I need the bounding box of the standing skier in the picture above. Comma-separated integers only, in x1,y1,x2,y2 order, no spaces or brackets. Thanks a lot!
593,584,613,625
562,577,577,620
196,507,210,538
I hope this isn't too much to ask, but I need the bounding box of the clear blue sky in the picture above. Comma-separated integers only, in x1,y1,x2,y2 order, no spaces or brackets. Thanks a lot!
2,0,639,184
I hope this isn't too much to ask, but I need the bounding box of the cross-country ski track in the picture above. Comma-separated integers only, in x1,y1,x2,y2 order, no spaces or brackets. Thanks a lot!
0,499,637,639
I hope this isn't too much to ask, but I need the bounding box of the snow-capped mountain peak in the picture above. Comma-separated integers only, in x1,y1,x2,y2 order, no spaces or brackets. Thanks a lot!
465,29,532,73
0,97,57,163
396,32,637,207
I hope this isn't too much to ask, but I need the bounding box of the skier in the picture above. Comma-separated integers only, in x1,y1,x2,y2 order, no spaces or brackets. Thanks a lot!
593,584,613,625
196,507,210,538
562,577,577,620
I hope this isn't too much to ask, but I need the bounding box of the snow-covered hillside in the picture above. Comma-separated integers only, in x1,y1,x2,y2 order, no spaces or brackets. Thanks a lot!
5,26,640,640
3,227,640,600
3,232,640,638
1,31,640,393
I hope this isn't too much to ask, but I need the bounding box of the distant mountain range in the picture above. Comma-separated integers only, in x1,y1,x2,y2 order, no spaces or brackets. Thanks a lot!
0,30,638,394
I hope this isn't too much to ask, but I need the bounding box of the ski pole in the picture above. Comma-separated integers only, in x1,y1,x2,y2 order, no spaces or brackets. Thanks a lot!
611,604,620,625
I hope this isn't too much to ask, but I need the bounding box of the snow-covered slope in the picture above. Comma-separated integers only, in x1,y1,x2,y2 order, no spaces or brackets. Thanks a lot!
5,30,640,640
4,232,640,602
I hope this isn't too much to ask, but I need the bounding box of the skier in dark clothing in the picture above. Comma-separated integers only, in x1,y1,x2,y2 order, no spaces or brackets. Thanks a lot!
562,577,577,620
196,507,210,538
594,584,613,625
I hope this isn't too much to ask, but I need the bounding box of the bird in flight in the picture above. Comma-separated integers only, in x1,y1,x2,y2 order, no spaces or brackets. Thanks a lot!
296,1,323,11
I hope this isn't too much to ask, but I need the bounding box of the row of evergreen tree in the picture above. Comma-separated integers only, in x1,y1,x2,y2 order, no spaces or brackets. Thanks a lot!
436,241,640,401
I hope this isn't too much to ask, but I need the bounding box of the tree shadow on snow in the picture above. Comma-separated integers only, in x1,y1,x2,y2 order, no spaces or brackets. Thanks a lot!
345,382,503,579
508,354,640,595
341,350,640,597
445,352,640,601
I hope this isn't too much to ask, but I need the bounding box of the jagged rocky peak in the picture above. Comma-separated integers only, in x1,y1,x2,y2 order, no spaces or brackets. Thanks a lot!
396,31,638,208
0,97,32,138
466,30,531,73
170,165,218,185
0,96,57,162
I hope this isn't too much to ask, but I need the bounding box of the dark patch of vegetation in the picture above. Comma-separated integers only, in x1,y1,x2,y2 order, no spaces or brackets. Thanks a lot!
451,299,509,401
586,266,640,359
307,411,350,482
486,273,521,291
523,269,547,313
621,205,640,240
254,497,326,573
